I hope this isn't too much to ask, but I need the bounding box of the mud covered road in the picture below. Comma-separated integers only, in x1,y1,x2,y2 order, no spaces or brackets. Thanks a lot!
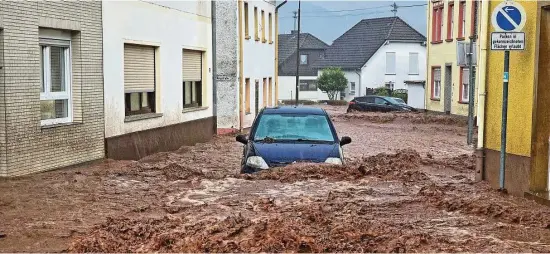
2,106,550,252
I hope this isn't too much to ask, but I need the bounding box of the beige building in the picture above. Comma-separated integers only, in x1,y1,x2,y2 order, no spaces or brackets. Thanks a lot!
0,1,104,176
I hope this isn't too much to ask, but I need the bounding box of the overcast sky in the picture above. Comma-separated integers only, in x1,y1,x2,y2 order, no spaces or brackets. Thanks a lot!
277,1,427,44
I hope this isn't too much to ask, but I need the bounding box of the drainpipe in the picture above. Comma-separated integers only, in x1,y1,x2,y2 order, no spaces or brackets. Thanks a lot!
212,0,217,132
355,69,361,97
275,0,287,106
238,0,244,131
475,0,489,182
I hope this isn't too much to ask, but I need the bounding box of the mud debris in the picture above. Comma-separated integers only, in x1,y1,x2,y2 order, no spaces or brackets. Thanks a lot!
333,111,468,126
422,154,476,173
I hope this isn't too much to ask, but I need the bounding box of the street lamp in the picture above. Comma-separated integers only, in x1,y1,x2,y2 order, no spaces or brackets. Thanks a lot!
294,0,301,106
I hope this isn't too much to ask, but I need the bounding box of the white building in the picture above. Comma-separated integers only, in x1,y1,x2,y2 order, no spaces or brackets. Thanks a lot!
315,17,427,104
277,32,329,102
214,0,277,133
103,0,214,160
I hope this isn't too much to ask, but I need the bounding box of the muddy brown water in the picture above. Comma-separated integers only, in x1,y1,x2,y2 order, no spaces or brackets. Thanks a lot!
2,106,550,252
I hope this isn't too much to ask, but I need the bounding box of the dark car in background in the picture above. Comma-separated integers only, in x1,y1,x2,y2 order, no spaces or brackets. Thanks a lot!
235,106,352,174
347,95,417,113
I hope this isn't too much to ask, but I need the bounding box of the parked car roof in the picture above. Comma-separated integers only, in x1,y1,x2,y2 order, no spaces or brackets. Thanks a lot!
262,106,327,115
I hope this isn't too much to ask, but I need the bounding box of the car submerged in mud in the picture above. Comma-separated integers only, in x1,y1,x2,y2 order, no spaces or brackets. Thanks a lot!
236,106,352,174
347,95,417,113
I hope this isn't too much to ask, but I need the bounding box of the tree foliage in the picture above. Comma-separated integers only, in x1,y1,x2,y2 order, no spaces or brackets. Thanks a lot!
317,67,348,100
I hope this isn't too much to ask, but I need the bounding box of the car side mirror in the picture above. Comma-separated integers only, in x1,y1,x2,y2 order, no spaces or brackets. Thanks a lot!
385,102,391,105
340,136,352,146
236,134,248,145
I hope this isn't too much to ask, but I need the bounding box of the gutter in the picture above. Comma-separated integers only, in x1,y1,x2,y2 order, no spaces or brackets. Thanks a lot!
212,0,217,129
475,0,489,182
274,0,287,106
354,69,361,97
238,0,244,131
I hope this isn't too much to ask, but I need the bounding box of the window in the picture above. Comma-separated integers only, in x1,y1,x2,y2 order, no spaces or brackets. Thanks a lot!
182,49,203,108
299,80,317,91
261,10,266,43
262,78,267,107
40,30,72,125
409,52,419,75
245,78,251,113
460,67,469,102
253,114,335,142
268,77,273,106
254,7,259,41
447,2,454,40
375,97,387,105
431,3,444,42
350,82,356,95
300,54,308,65
244,2,250,39
458,1,466,39
470,0,477,36
386,52,396,74
124,44,156,116
431,67,441,99
268,12,273,43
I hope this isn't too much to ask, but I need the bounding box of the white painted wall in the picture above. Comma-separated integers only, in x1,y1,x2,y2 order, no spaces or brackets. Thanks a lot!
405,83,425,109
103,0,213,138
241,0,276,128
278,76,329,101
359,41,426,94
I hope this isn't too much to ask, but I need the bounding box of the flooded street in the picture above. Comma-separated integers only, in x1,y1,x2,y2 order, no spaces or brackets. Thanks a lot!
2,106,550,252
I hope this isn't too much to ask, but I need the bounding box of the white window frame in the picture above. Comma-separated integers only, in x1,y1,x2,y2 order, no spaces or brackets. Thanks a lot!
461,68,469,102
433,68,441,99
385,52,396,74
300,54,308,65
409,52,419,75
39,38,72,126
350,82,356,95
461,2,466,37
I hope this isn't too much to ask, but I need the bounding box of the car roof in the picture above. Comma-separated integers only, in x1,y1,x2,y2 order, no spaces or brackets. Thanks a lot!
262,106,327,115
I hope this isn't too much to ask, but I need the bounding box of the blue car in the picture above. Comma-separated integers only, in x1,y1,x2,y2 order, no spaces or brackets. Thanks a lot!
235,106,352,173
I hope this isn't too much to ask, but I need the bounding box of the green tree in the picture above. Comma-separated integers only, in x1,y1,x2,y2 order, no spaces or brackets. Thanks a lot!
317,67,348,100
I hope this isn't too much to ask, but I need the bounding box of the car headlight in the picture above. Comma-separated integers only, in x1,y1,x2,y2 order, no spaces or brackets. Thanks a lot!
246,156,269,169
325,157,343,165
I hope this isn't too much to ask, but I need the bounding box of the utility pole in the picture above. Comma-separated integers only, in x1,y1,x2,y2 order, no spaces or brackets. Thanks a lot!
391,2,398,16
294,0,301,106
293,11,297,31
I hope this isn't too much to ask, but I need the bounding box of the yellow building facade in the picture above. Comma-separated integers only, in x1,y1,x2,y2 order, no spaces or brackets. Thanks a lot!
425,0,484,116
480,1,550,197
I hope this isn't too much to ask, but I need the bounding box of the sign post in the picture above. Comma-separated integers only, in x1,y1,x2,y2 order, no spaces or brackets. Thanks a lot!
490,1,526,191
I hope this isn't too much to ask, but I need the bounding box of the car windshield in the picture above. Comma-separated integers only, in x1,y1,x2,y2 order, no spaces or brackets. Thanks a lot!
387,97,406,105
253,113,335,142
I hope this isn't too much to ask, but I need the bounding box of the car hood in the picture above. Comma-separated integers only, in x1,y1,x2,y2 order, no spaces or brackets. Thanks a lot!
251,142,339,166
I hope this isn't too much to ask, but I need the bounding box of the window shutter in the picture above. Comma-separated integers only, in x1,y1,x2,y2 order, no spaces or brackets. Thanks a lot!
182,49,202,81
124,44,155,93
409,53,419,74
386,52,396,74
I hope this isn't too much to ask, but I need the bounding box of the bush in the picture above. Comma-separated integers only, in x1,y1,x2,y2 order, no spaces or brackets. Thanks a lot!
280,99,316,105
374,87,390,96
392,93,408,103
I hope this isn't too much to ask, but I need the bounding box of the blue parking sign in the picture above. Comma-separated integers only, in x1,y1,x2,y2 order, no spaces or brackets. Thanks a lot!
491,2,526,32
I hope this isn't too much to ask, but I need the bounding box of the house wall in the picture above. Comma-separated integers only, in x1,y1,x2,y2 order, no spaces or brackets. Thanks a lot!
425,0,480,117
214,0,240,133
241,0,276,128
360,42,426,92
278,76,329,101
103,1,215,159
0,1,104,176
482,1,550,195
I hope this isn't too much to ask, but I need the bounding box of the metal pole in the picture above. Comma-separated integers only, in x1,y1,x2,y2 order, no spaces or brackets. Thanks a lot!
499,50,510,190
294,0,301,106
467,0,478,145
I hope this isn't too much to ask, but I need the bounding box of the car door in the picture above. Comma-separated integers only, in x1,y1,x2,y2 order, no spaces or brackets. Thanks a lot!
364,96,376,111
355,97,369,111
374,97,389,112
